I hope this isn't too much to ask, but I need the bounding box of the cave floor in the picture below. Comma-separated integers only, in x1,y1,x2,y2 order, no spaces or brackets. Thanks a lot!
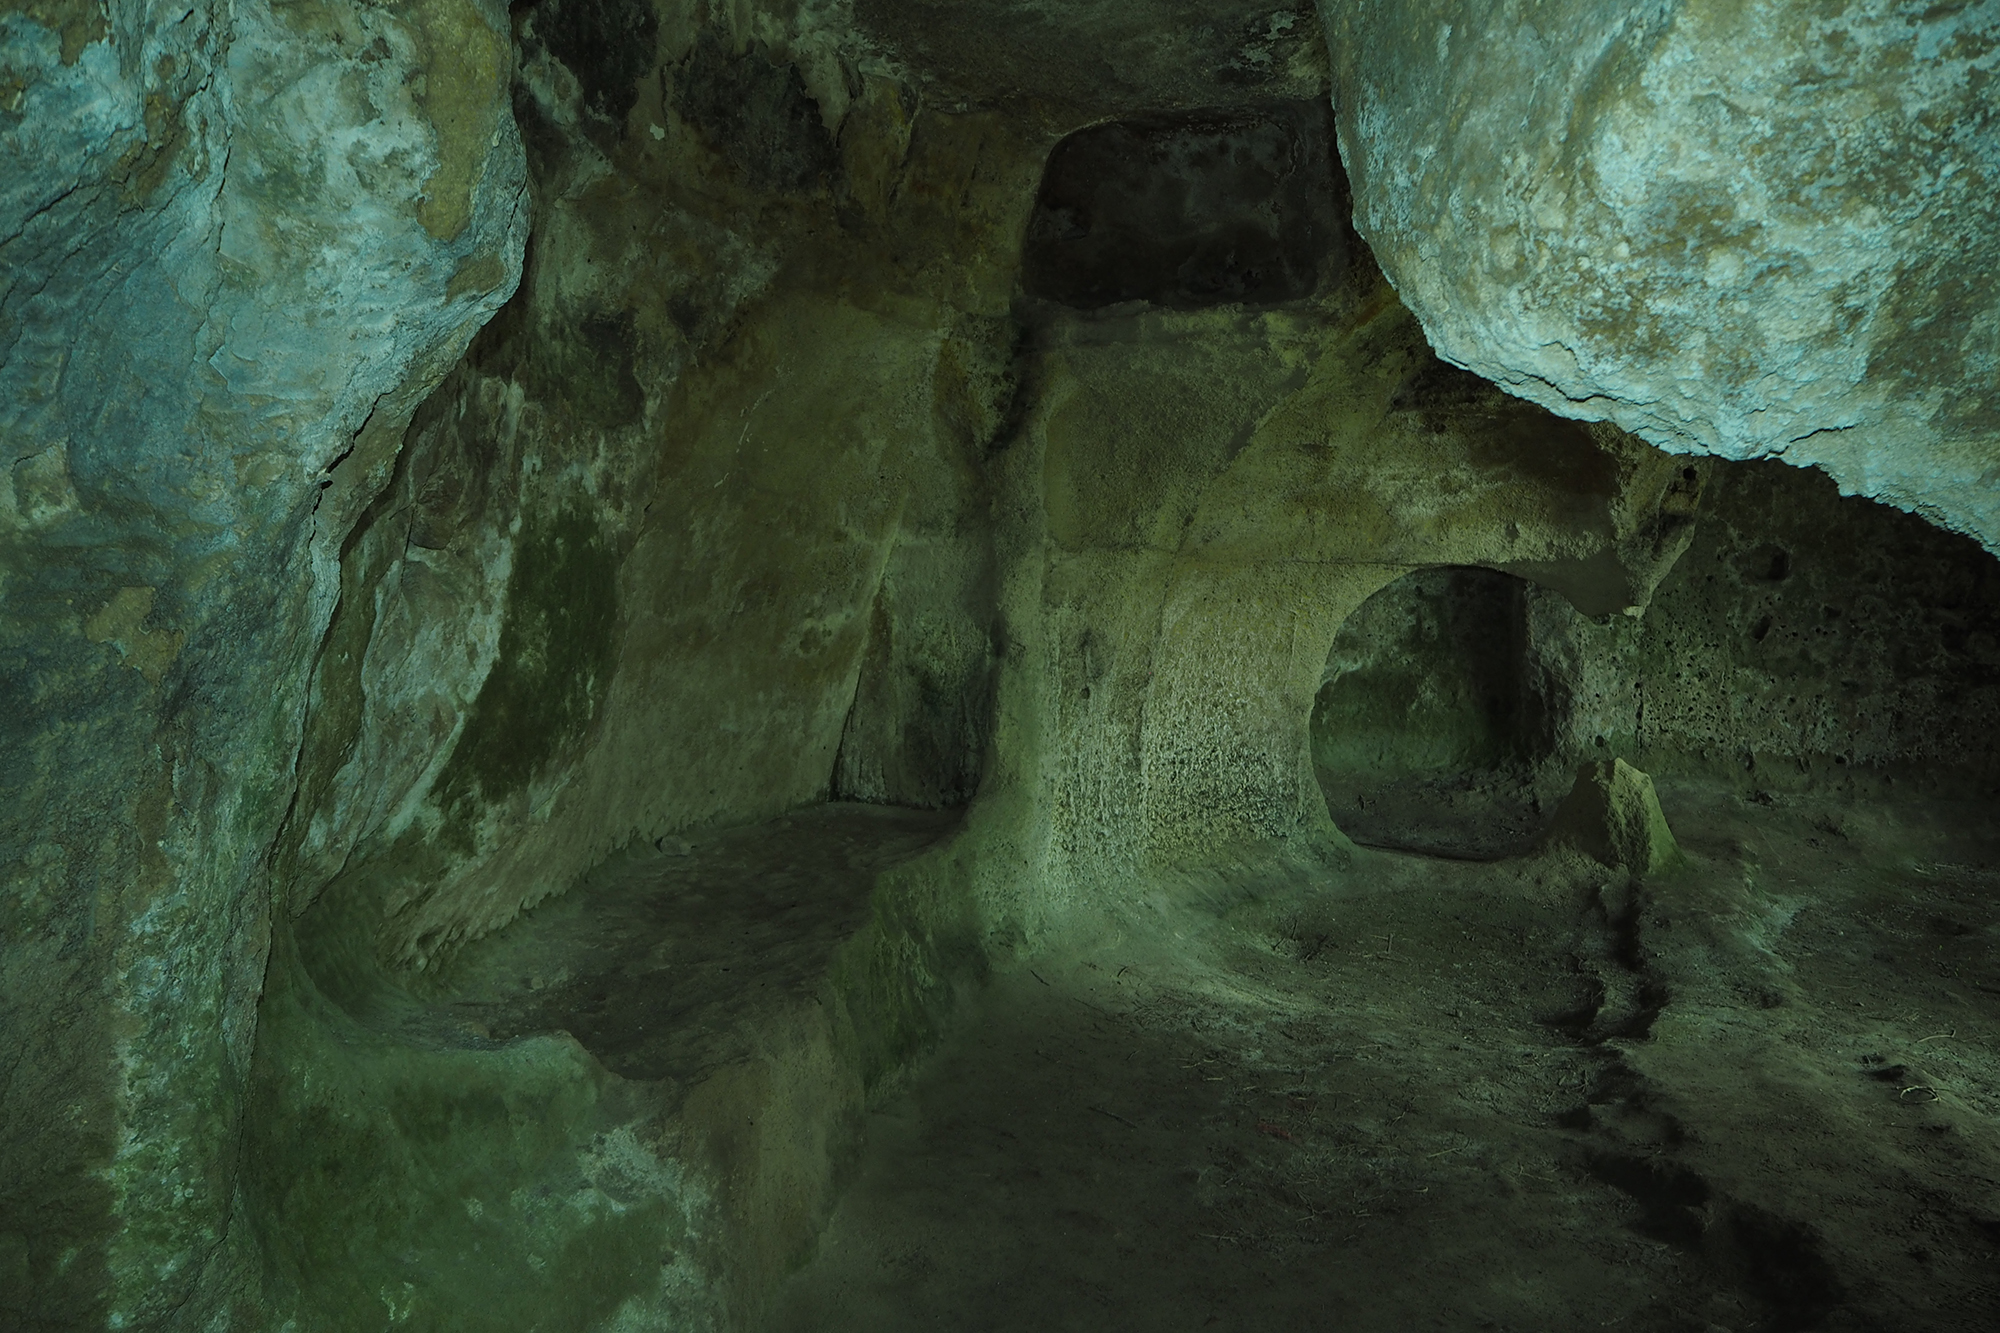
767,783,2000,1333
435,803,962,1083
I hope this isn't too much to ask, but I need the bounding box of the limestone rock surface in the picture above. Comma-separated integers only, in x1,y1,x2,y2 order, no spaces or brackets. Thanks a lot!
0,0,525,1325
1318,1,2000,550
1550,758,1684,876
9,1,1994,1328
855,0,1329,120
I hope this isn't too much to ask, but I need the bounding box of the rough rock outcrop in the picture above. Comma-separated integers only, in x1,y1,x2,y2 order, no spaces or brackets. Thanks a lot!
1318,1,2000,550
6,1,1996,1329
0,1,524,1325
1548,758,1684,876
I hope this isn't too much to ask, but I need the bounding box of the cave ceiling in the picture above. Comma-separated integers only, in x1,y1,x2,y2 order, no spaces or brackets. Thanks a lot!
851,0,1329,121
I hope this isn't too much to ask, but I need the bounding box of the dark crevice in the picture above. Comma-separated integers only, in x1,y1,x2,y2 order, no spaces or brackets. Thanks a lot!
1312,567,1560,859
1022,100,1346,311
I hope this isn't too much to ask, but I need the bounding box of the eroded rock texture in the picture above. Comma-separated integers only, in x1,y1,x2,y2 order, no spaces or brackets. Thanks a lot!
3,1,1998,1330
1,0,524,1325
1319,0,2000,549
229,1,1767,1305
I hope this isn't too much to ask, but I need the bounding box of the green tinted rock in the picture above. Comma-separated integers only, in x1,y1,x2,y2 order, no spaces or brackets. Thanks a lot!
1319,0,2000,552
1550,759,1685,877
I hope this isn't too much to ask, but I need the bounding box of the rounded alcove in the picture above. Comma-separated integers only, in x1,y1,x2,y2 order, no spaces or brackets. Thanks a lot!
1311,566,1563,858
1021,100,1347,311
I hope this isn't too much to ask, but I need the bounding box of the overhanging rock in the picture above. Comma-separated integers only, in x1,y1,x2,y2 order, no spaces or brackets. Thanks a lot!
1317,0,2000,552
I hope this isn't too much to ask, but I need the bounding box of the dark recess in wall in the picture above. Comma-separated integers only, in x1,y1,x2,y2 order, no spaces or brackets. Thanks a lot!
524,0,660,124
673,33,840,194
1023,100,1346,310
1313,566,1559,859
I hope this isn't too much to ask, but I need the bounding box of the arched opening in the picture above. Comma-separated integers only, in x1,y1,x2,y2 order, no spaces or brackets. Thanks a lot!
1311,565,1562,858
1021,100,1347,311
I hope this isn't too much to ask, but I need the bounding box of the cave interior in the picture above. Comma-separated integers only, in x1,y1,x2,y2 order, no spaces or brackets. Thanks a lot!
4,1,2000,1331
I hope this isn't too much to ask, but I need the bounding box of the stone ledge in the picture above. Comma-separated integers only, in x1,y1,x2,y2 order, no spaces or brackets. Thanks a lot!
248,803,967,1331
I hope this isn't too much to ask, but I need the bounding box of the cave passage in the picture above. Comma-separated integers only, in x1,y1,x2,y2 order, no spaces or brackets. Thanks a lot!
8,4,2000,1333
1311,566,1559,860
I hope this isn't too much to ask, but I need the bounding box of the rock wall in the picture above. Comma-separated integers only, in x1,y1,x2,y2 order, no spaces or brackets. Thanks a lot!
6,1,1997,1328
245,3,1035,1325
270,0,1040,989
1318,0,2000,552
240,20,1725,1316
1307,458,2000,858
974,258,1708,936
1536,456,2000,792
1,1,524,1326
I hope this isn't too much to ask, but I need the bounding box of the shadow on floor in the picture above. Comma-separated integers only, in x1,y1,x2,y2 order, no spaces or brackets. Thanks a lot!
767,784,2000,1333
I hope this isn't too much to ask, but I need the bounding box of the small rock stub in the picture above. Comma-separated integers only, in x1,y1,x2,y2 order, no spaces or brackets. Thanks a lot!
1549,758,1685,876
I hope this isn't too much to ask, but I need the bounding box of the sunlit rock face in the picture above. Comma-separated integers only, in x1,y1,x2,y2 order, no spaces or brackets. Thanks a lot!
1318,0,2000,550
0,0,524,1325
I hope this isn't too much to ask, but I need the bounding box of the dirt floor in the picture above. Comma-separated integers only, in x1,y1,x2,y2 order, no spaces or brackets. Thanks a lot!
765,782,2000,1333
